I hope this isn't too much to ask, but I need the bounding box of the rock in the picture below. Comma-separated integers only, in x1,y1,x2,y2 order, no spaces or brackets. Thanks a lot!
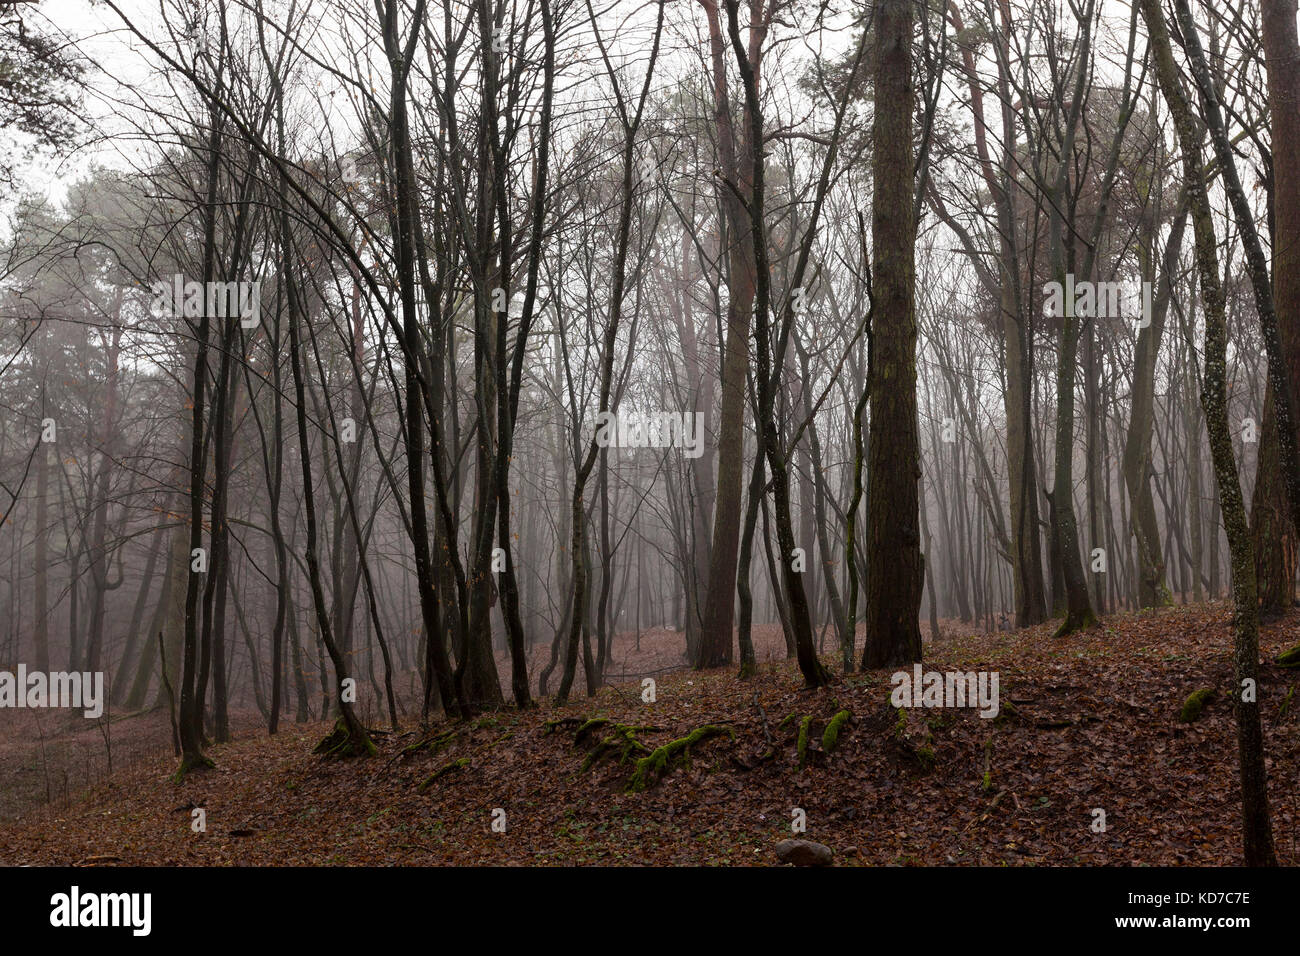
775,839,833,867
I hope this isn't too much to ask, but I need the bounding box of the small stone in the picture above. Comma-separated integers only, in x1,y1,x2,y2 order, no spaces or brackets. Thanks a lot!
775,839,833,866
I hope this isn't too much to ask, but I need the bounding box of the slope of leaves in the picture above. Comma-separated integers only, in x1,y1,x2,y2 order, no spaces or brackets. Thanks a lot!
1,602,1296,866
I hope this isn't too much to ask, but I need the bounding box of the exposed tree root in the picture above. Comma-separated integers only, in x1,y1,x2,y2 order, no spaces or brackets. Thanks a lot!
1277,644,1300,668
796,715,814,767
558,716,734,791
1052,608,1099,639
543,716,585,736
419,757,470,791
579,725,653,773
821,710,852,755
627,724,734,793
171,753,215,782
573,717,615,747
1179,688,1215,723
784,707,854,768
992,700,1022,727
313,716,379,759
401,727,461,757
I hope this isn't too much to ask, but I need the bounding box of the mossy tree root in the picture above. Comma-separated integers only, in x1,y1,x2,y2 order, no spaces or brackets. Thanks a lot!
559,718,663,772
580,726,653,773
401,727,461,758
821,710,852,755
1052,607,1098,638
543,716,585,736
172,753,215,782
419,757,471,791
1179,688,1215,723
1277,644,1300,669
796,715,815,767
627,725,734,792
573,717,614,747
313,715,379,759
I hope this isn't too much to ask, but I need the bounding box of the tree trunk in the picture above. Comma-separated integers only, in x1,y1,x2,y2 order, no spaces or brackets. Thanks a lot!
697,0,758,669
1140,0,1277,866
1251,0,1300,614
862,0,923,669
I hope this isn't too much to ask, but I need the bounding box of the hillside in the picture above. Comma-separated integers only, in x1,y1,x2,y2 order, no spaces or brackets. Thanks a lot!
2,603,1297,867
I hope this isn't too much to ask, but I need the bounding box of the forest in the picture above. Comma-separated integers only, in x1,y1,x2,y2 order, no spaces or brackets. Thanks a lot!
0,0,1298,886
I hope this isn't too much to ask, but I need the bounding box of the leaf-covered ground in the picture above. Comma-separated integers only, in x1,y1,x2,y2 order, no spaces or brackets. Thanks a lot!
2,602,1297,866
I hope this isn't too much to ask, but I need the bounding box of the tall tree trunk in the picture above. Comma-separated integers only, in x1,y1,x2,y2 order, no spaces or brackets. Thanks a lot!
1140,0,1277,866
85,320,122,676
177,100,222,777
862,0,923,669
721,0,829,686
558,0,664,700
379,0,462,720
32,436,49,673
697,0,758,669
735,442,764,678
949,0,1046,626
1176,0,1300,574
284,229,374,758
112,499,169,705
1124,197,1186,608
1251,0,1300,616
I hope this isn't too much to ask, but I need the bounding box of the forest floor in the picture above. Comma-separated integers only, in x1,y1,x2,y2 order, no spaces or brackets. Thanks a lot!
1,602,1298,866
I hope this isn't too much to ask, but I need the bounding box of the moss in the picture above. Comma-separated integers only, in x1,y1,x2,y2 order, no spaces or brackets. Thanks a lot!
543,716,584,735
573,717,613,747
579,725,652,772
1277,644,1300,669
1179,688,1215,723
171,753,215,782
419,757,470,791
891,705,935,769
893,705,907,739
1052,607,1099,639
313,716,378,758
992,700,1020,727
821,710,852,755
778,713,798,732
403,727,460,756
796,715,814,768
926,711,953,731
627,725,734,793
